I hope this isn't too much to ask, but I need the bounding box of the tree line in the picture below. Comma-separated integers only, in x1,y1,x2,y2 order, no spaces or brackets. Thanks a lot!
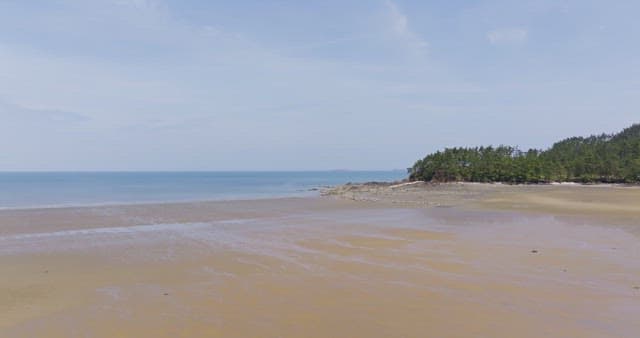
408,124,640,183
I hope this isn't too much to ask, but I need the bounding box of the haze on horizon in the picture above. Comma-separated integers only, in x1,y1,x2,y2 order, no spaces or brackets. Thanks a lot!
0,0,638,171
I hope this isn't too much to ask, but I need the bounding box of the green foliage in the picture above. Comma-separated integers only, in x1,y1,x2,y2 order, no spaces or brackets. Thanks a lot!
408,124,640,184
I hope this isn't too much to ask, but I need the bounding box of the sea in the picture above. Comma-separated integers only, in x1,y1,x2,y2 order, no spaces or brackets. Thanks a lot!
0,171,406,209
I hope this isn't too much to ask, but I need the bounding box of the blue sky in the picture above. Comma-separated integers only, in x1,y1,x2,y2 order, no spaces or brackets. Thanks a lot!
0,0,638,170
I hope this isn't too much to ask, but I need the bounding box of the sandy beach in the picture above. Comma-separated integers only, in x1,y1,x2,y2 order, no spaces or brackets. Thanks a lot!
1,184,639,337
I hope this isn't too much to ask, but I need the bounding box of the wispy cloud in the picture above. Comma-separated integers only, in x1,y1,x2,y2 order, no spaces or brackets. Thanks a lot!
114,0,164,11
0,101,91,124
487,28,528,45
384,0,428,55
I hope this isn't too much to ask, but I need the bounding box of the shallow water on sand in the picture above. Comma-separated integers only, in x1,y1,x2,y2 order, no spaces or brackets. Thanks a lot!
0,171,405,209
1,198,639,337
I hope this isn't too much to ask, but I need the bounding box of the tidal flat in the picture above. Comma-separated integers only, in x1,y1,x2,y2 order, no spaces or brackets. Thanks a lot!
1,185,639,337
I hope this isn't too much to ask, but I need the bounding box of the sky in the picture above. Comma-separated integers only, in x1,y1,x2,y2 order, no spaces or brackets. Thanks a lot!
0,0,639,171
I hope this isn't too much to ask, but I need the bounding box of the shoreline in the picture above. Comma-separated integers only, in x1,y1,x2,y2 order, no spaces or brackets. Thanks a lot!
334,180,640,188
2,180,637,213
3,181,640,234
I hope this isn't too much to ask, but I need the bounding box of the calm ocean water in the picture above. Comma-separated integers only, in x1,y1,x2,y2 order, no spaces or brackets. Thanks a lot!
0,171,406,209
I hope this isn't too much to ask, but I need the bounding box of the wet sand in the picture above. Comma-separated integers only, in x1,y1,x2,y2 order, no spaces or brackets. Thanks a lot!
1,187,640,337
326,182,640,230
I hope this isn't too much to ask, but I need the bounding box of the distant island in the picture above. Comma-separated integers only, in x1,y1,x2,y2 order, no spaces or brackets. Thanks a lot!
408,124,640,184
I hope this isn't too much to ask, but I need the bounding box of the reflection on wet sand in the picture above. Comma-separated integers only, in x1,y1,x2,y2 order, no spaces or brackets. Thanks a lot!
1,195,639,337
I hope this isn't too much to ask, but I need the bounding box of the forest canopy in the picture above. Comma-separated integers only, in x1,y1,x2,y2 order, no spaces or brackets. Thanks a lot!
408,124,640,184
